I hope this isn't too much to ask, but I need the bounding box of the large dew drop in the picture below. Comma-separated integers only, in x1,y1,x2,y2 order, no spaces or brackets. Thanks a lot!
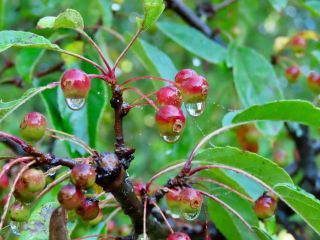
182,209,201,221
162,135,180,143
185,102,205,117
65,98,86,111
10,221,20,235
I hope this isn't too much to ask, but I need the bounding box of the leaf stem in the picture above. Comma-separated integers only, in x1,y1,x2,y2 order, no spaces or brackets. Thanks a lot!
122,87,159,111
113,27,143,71
151,201,174,234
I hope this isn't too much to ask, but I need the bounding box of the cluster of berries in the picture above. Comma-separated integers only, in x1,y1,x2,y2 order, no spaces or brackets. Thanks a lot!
10,168,46,221
155,69,209,143
58,163,101,221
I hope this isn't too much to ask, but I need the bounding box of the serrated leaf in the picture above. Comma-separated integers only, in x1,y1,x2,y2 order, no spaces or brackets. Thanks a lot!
37,9,84,30
157,21,227,64
231,45,284,135
0,83,58,123
139,0,165,30
268,0,288,12
196,147,293,187
275,183,320,235
228,100,320,128
0,30,60,53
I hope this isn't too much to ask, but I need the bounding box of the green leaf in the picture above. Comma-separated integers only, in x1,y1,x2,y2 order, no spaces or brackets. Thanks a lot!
196,147,293,187
0,31,60,53
0,0,3,30
208,189,258,240
20,202,59,240
231,45,284,135
139,0,165,30
130,36,177,88
268,0,288,12
275,183,320,235
61,41,84,66
16,48,44,85
253,227,273,240
305,1,320,15
157,21,227,64
228,100,320,128
0,83,57,123
37,9,84,30
97,0,112,28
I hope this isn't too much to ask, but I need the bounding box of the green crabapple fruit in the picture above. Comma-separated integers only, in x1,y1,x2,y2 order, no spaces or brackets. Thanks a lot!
20,112,46,142
10,201,31,222
20,168,46,193
13,178,38,203
58,184,84,210
71,163,97,189
179,187,203,220
155,105,186,143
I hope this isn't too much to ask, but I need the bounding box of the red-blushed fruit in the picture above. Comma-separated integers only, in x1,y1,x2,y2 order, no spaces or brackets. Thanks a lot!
180,187,203,220
118,225,131,236
76,198,100,221
155,105,186,143
88,209,103,225
290,36,307,54
10,201,31,222
285,66,300,83
60,69,91,99
273,149,288,167
156,86,182,107
106,220,116,233
254,193,277,219
307,71,320,93
0,174,9,190
20,168,46,192
180,75,209,104
167,232,191,240
71,163,97,189
0,195,8,208
235,125,260,153
58,184,83,210
20,112,46,142
13,178,38,203
166,188,182,215
175,69,197,85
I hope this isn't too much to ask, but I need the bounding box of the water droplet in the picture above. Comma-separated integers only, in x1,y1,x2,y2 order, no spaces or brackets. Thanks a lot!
162,135,180,143
182,209,201,221
65,98,86,111
185,102,206,117
10,221,20,235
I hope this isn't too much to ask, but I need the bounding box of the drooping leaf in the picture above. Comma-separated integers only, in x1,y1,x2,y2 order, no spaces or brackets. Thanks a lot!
230,45,284,135
0,82,58,123
275,183,320,235
157,21,227,64
226,100,320,128
139,0,165,30
37,9,84,30
253,227,273,240
196,147,293,187
0,31,60,53
268,0,288,12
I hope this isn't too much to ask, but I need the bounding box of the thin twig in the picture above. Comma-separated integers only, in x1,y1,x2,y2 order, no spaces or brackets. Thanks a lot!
120,76,178,88
151,201,174,234
122,87,159,111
